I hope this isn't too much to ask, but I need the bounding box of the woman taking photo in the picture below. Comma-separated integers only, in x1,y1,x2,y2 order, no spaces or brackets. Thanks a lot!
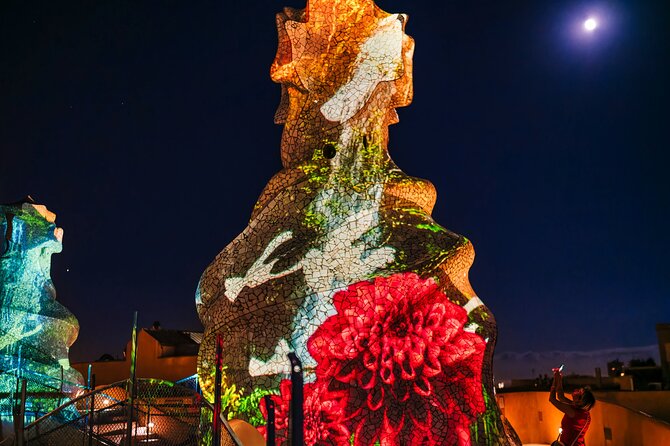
549,368,596,446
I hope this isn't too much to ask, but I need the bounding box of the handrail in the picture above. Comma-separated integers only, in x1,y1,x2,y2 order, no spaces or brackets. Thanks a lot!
202,399,244,446
26,400,126,441
175,374,198,384
0,366,88,392
23,377,246,446
24,380,128,430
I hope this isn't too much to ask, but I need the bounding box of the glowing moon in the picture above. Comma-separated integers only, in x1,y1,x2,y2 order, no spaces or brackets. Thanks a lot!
584,17,598,32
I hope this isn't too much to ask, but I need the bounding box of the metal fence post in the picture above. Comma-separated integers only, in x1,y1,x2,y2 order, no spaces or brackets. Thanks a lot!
16,378,27,446
126,311,139,445
87,374,96,446
264,395,275,446
147,404,151,438
213,334,223,446
58,365,64,407
288,353,303,446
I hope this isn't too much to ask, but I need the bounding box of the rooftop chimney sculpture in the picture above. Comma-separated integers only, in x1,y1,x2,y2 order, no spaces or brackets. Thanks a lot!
197,1,521,443
0,198,82,401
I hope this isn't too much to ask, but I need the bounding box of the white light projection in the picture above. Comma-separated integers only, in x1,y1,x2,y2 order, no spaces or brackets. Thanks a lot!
225,182,395,377
196,1,521,443
320,14,405,123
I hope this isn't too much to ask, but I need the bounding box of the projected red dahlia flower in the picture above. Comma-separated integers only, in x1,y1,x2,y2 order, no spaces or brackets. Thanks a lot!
258,379,350,446
258,379,290,444
307,272,487,446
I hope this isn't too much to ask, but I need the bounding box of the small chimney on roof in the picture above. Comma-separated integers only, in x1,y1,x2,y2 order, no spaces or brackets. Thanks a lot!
151,321,161,330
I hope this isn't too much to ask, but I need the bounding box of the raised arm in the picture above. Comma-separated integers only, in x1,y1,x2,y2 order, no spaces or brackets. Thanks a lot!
549,371,576,417
555,371,572,404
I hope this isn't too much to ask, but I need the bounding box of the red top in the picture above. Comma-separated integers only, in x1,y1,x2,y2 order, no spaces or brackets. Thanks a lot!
560,409,590,446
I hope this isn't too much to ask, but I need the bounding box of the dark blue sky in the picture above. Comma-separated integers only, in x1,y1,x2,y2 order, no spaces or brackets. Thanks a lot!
1,0,668,363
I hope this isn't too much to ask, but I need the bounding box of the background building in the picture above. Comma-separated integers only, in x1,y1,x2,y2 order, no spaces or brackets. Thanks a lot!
72,324,201,386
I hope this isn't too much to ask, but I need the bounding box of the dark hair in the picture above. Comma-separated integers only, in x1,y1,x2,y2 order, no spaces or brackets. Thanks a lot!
578,387,596,411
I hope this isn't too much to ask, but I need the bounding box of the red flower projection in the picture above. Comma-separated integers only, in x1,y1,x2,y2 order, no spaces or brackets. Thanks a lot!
258,380,350,446
257,273,487,445
258,380,289,444
307,273,487,445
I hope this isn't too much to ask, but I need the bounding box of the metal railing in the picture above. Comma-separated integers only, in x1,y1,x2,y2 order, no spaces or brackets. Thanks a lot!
0,366,87,421
18,378,242,446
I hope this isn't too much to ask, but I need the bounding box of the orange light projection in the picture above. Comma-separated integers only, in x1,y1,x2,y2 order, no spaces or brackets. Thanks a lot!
196,1,521,444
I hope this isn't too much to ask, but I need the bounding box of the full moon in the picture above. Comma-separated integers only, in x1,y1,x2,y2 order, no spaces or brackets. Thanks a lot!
584,17,598,32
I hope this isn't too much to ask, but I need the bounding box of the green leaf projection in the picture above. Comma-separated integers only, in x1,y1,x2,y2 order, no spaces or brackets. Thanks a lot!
1,198,83,408
196,0,522,444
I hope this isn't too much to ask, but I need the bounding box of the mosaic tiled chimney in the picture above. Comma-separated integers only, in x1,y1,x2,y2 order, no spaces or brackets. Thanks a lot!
196,1,521,443
0,198,83,397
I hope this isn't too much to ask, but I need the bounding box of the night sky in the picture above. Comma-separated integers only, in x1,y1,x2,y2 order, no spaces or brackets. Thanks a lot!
1,0,668,365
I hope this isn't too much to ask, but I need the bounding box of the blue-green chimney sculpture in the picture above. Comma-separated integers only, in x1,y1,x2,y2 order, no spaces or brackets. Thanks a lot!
1,197,82,409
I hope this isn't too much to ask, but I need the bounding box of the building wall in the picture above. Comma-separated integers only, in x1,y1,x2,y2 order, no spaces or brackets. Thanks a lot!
498,391,670,446
597,391,670,422
72,330,197,386
72,359,129,386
